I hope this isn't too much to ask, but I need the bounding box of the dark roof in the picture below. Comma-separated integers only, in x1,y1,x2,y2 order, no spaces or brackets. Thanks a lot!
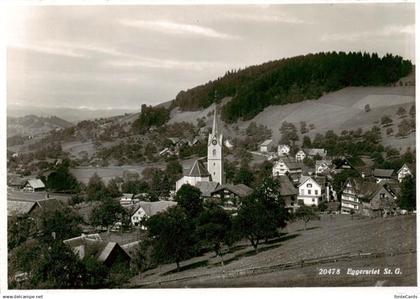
212,184,254,198
196,181,219,197
130,201,177,217
7,200,37,216
373,169,394,178
303,148,327,156
276,176,298,196
346,177,378,200
36,198,63,211
64,235,131,264
280,158,303,170
187,159,210,177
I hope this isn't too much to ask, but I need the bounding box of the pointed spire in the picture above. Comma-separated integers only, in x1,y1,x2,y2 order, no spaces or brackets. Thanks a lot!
212,104,219,137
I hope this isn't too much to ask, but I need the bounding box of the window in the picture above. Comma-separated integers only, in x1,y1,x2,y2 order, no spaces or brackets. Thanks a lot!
312,199,315,202
380,193,385,199
308,190,311,195
307,183,312,188
213,149,217,156
213,162,216,166
315,190,318,195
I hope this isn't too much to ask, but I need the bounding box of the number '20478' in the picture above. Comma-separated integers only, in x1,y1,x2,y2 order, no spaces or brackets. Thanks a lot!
318,268,341,275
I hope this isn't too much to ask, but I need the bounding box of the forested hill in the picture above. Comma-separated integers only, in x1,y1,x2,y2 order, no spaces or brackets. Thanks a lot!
172,52,412,123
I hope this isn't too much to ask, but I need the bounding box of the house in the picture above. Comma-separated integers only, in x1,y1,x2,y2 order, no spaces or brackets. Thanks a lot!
272,158,303,183
129,201,177,227
397,163,413,182
305,148,328,159
211,184,253,206
332,157,356,174
7,200,37,217
120,193,135,206
276,175,298,212
277,144,291,157
340,177,377,214
224,139,234,149
63,234,131,268
373,169,394,183
175,159,211,192
195,181,220,198
369,183,399,217
295,150,306,161
297,176,323,206
315,160,333,175
22,179,45,192
259,139,274,152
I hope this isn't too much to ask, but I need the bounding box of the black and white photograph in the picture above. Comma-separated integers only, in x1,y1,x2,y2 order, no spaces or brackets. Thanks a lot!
2,0,417,294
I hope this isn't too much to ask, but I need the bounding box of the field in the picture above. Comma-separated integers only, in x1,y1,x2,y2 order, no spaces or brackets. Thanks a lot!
127,214,416,288
169,85,415,152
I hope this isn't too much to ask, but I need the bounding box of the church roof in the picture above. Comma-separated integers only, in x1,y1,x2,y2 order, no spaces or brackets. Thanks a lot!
187,159,211,177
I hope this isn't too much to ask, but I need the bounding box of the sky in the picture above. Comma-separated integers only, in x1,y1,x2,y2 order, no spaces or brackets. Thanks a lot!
6,2,415,110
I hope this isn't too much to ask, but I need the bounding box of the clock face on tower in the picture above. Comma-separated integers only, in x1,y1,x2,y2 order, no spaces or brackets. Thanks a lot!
212,139,217,145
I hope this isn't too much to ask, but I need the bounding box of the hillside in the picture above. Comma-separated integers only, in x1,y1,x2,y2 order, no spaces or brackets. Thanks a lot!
7,115,74,138
172,52,412,123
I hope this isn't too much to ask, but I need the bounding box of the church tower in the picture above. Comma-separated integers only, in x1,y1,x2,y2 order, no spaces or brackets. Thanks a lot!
207,105,224,184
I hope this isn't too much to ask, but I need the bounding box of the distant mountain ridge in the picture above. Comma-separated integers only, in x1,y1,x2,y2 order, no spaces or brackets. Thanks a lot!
7,114,74,137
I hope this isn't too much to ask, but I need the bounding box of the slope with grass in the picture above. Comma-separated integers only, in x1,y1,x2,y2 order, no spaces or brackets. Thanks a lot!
127,214,416,287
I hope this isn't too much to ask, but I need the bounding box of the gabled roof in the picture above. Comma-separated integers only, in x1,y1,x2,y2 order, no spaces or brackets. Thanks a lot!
212,184,254,198
276,176,298,196
25,179,45,189
121,193,134,199
298,176,322,189
133,201,177,217
63,233,102,248
345,177,378,200
303,148,327,156
7,200,37,216
35,198,63,212
278,158,303,170
397,163,413,174
315,160,332,169
260,139,273,146
187,159,210,177
373,169,394,178
195,181,219,197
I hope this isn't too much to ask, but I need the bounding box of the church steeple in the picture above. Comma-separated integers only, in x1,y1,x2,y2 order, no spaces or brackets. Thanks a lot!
207,104,224,184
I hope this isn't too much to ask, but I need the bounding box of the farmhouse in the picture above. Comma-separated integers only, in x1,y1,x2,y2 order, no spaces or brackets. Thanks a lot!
211,184,253,207
369,182,399,217
277,144,291,157
63,234,131,268
272,158,303,183
397,163,413,182
259,139,274,152
276,175,298,212
332,157,356,174
373,169,394,183
7,200,37,217
129,201,177,227
341,177,378,214
195,181,220,198
297,176,323,206
22,179,45,192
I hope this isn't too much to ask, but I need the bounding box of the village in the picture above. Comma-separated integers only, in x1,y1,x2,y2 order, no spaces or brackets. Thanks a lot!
6,101,416,288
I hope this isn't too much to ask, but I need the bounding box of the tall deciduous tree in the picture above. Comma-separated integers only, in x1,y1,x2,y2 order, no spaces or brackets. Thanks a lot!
398,176,416,211
175,184,203,219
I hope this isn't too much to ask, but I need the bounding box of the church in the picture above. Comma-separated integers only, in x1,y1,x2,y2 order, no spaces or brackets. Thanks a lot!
175,106,224,192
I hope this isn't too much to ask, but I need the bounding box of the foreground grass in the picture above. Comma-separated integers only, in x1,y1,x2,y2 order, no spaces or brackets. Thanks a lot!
127,214,416,288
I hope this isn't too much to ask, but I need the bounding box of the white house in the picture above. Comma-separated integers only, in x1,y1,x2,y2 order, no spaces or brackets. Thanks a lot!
297,176,323,206
130,201,177,227
295,150,306,161
277,144,291,157
260,139,274,152
22,179,45,192
120,193,135,206
272,158,303,183
397,163,413,182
